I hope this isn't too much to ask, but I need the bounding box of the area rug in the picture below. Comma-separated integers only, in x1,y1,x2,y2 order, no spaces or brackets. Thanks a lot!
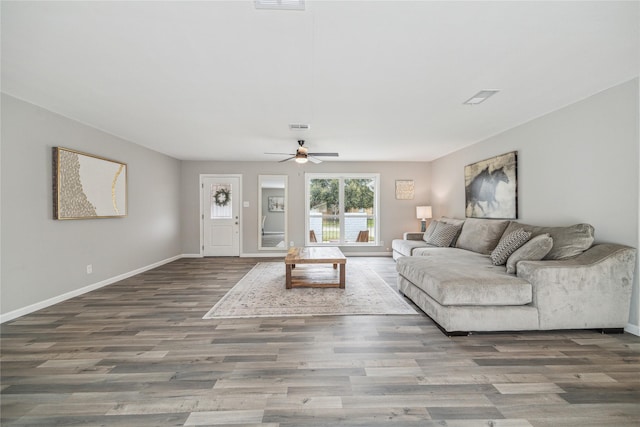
203,262,417,318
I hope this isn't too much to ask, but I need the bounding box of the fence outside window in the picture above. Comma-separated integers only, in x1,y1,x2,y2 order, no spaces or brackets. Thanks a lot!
310,213,374,243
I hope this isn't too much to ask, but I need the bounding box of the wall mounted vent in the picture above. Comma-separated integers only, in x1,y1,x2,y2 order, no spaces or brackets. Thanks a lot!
289,123,310,130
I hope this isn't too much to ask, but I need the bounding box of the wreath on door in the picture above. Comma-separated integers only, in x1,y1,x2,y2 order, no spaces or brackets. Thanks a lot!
214,188,231,207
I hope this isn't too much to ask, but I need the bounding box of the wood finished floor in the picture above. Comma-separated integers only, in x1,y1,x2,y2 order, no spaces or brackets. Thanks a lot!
1,256,639,426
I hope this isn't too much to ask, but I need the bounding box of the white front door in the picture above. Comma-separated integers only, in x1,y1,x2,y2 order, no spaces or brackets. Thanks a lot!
202,175,241,256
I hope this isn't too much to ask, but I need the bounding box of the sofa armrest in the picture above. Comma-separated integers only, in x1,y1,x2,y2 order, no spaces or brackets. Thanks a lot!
516,244,636,330
403,232,424,241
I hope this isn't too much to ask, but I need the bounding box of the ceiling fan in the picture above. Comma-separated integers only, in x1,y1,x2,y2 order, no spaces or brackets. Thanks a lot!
265,140,339,164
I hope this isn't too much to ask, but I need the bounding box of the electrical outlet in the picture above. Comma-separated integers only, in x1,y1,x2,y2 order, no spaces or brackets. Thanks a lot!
86,264,93,274
290,241,294,247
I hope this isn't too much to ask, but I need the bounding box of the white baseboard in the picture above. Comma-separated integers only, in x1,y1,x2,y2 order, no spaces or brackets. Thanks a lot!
241,252,287,258
240,251,393,258
0,255,182,324
341,251,393,257
625,323,640,336
181,253,204,258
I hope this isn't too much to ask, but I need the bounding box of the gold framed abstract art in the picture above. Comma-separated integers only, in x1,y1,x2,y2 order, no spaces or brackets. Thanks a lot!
52,147,128,220
395,180,414,200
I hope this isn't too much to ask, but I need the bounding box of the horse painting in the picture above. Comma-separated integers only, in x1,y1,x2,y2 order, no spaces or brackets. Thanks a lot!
465,152,517,218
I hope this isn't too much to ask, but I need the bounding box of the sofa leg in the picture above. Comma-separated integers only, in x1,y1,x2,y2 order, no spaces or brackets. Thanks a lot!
598,328,624,334
445,330,470,337
401,299,471,337
430,320,469,337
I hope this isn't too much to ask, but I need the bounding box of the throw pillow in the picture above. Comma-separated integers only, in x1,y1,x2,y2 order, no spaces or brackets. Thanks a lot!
490,228,532,266
439,217,466,246
425,221,462,247
455,218,510,255
422,220,439,242
501,222,594,260
506,233,554,274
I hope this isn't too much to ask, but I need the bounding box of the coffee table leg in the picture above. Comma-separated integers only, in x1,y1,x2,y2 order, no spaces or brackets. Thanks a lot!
339,264,345,289
286,264,292,289
333,263,337,269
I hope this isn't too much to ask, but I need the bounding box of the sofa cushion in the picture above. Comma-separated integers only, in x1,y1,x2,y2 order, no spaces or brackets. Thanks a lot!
502,222,594,260
455,218,510,255
421,220,438,242
506,233,553,274
392,238,429,257
424,221,462,247
490,228,532,266
396,249,532,306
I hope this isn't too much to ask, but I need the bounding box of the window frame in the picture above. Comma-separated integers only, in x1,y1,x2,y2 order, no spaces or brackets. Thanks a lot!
305,173,380,246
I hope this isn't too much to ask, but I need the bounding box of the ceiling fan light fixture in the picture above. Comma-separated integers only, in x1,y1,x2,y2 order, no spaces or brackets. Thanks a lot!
266,140,336,164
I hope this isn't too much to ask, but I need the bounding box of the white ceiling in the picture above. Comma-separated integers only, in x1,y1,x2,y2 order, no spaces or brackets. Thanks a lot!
2,1,638,162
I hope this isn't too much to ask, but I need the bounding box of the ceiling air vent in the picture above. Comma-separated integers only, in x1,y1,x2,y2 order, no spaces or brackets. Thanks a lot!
463,90,500,105
289,123,310,130
255,0,305,11
464,90,499,105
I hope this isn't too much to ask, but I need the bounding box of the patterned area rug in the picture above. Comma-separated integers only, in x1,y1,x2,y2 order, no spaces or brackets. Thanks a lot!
203,262,417,318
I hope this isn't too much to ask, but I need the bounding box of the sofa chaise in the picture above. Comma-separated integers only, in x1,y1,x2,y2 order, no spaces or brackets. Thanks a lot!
392,218,636,335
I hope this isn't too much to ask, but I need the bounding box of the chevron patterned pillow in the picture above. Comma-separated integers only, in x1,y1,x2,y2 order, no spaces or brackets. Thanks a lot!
424,221,462,247
490,228,532,266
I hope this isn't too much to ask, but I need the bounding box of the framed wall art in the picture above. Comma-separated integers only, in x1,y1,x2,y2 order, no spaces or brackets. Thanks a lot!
268,196,285,212
395,180,415,200
52,147,128,219
464,151,517,219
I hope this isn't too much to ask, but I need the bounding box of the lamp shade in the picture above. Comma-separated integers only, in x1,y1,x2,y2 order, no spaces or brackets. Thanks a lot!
416,206,432,220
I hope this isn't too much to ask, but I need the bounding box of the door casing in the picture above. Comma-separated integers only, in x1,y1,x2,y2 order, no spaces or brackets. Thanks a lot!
200,174,242,256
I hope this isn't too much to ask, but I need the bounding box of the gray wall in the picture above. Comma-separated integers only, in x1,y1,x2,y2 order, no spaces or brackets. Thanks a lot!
5,79,636,331
430,78,639,330
1,94,182,315
180,161,431,255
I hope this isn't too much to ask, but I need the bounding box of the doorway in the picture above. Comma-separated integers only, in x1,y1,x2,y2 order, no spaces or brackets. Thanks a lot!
201,175,241,256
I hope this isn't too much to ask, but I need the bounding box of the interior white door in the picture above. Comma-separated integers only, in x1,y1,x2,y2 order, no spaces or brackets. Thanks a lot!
202,176,240,256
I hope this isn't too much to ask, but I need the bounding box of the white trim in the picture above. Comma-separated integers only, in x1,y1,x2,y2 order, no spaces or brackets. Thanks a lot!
305,173,380,246
341,251,393,257
182,253,204,258
0,255,181,324
625,323,640,336
258,174,288,251
200,174,243,257
241,252,288,258
242,251,392,258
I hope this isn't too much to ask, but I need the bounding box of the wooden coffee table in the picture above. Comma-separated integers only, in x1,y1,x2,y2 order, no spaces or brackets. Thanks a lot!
285,247,347,289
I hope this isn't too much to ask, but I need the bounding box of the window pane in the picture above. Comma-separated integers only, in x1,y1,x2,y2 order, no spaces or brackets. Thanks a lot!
344,178,375,243
211,183,232,219
309,178,339,243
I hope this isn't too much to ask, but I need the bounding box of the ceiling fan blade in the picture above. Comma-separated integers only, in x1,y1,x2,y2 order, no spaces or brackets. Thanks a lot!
278,156,295,163
308,152,339,157
265,152,294,155
308,156,323,164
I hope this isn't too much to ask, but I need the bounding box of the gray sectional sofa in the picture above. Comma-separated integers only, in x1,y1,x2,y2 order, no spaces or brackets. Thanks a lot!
392,217,636,335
